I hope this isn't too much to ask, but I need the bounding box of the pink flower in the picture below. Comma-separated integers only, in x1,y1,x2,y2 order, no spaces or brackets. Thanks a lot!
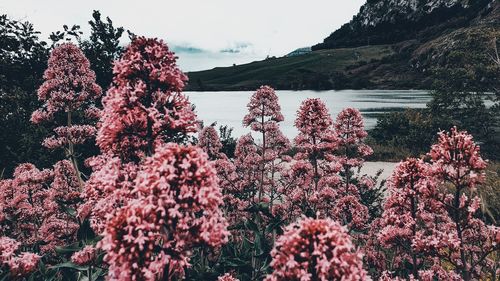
0,237,20,264
429,127,487,188
71,245,97,266
220,86,290,228
0,237,40,278
96,37,196,161
31,43,102,161
198,125,223,160
373,128,497,279
243,85,284,130
32,43,102,124
334,108,372,169
42,125,96,149
100,143,228,280
265,217,368,281
8,252,40,278
0,163,79,254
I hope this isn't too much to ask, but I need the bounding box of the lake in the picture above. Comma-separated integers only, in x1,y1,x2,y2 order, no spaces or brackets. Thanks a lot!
186,90,430,138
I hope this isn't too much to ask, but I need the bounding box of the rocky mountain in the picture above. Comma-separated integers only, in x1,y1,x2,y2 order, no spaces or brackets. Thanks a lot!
313,0,494,49
186,0,499,91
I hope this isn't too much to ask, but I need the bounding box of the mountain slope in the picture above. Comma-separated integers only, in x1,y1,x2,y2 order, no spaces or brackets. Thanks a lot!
186,0,499,91
313,0,493,49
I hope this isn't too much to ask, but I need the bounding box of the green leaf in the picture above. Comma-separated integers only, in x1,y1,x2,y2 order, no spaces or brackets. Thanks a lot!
50,262,88,271
244,219,259,233
54,242,82,254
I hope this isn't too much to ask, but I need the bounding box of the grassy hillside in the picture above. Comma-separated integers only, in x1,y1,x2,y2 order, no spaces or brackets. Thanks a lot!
186,1,498,91
186,45,426,91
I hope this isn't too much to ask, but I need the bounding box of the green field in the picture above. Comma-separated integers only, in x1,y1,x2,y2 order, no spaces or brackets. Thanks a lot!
186,45,402,91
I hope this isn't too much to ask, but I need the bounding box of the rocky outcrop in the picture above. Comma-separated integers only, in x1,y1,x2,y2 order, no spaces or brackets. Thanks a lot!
313,0,494,49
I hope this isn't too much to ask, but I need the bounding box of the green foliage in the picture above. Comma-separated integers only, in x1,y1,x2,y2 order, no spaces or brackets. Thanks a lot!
186,45,400,91
480,162,500,224
0,11,127,177
371,31,500,161
0,15,59,176
218,125,237,158
370,109,440,157
80,10,125,89
428,32,500,159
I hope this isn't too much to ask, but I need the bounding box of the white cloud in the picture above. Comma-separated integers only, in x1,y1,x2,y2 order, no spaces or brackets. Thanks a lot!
1,0,366,70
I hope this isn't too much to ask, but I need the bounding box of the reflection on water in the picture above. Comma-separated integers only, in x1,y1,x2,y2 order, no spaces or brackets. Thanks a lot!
186,90,430,138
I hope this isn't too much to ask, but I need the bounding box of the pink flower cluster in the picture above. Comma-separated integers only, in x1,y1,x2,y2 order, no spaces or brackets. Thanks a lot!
335,107,372,169
100,143,229,280
0,237,40,278
0,162,79,254
374,127,499,279
97,37,197,161
31,43,102,124
80,155,139,233
283,103,372,233
429,127,487,188
265,217,368,281
284,99,339,218
243,85,284,131
71,245,97,266
216,85,290,228
31,43,102,165
42,125,97,149
198,125,224,160
377,158,458,278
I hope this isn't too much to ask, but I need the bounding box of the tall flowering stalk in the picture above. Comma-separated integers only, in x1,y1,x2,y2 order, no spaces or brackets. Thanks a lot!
377,158,458,279
218,86,290,279
100,144,228,280
284,98,339,219
428,127,499,280
330,108,373,232
242,85,290,206
265,217,368,281
32,43,102,186
372,127,499,280
0,163,79,254
81,37,228,280
198,126,247,229
82,37,197,233
198,125,224,161
334,108,373,187
96,37,196,161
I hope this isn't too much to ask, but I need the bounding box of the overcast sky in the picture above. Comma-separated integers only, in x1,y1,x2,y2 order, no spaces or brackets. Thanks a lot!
1,0,365,70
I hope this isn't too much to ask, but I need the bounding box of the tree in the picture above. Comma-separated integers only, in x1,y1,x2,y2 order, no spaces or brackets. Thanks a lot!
80,10,125,89
0,15,53,176
428,31,500,159
265,217,368,281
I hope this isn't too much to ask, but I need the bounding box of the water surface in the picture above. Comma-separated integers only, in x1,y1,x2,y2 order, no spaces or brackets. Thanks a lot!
186,90,430,138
